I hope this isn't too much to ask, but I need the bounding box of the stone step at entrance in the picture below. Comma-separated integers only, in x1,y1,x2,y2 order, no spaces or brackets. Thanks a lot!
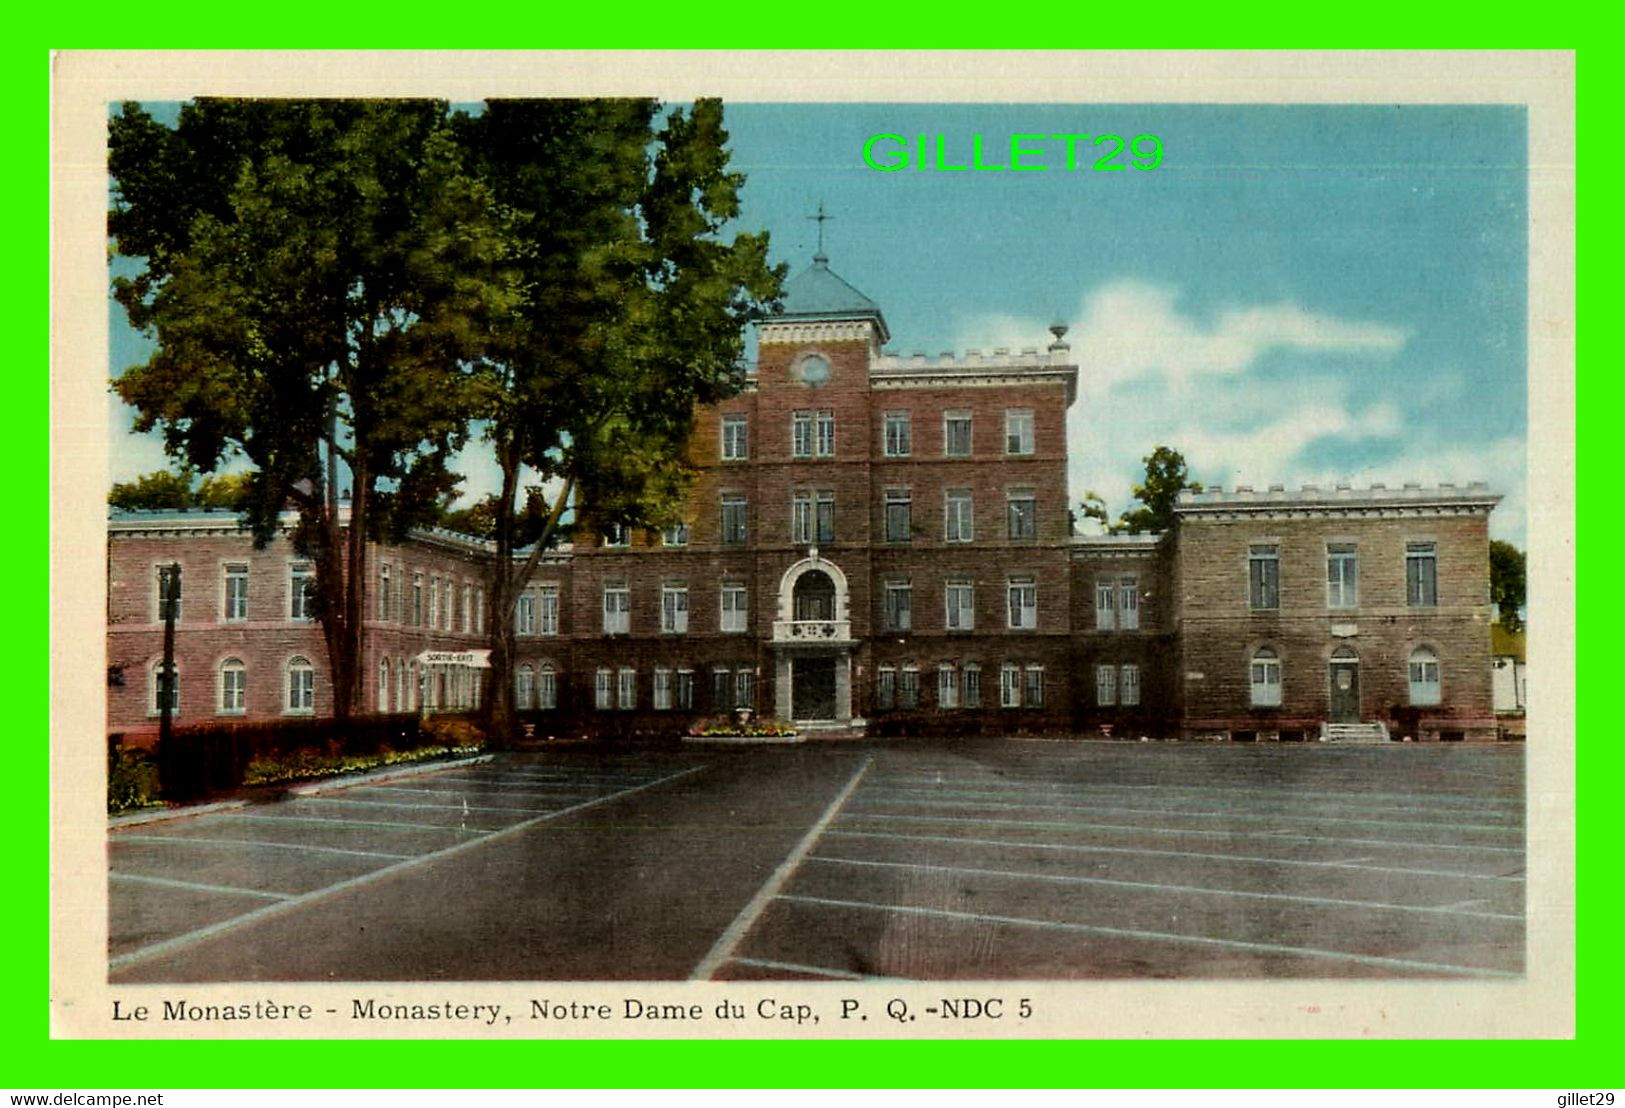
1320,721,1391,743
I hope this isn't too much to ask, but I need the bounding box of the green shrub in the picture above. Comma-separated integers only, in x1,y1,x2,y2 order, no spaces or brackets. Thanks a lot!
108,747,162,814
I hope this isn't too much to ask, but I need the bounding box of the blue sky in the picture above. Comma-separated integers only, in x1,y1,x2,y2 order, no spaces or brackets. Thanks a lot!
109,101,1528,546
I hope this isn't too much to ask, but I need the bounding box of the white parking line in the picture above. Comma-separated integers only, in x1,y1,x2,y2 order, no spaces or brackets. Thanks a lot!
111,764,708,973
729,956,883,981
775,894,1519,979
221,813,495,834
690,757,874,982
112,835,415,862
298,796,556,816
110,872,291,901
824,829,1522,882
842,810,1527,854
807,854,1523,920
344,783,613,801
875,776,1524,812
849,796,1523,836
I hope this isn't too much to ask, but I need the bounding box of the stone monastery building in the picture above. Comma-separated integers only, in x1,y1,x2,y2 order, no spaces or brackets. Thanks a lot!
107,255,1502,743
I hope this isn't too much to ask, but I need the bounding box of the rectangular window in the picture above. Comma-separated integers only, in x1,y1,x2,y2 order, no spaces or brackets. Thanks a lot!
1249,544,1280,610
538,667,556,710
601,522,630,548
595,668,613,710
875,666,896,711
1007,492,1037,541
1096,664,1117,706
791,492,813,544
945,581,975,631
654,668,672,710
721,414,748,461
1000,663,1021,708
1327,543,1359,609
816,410,836,457
515,666,535,711
735,669,754,710
661,583,689,634
1024,665,1044,709
439,577,450,629
712,668,732,711
155,564,183,623
220,665,245,714
1121,664,1141,707
475,587,484,634
1005,409,1035,455
884,581,912,632
816,491,835,545
963,664,982,708
539,585,559,636
1118,577,1140,630
288,666,314,713
1095,579,1116,630
1008,577,1038,630
617,667,636,710
224,563,248,623
461,582,472,633
375,563,389,623
662,523,690,547
884,489,912,543
791,411,815,458
290,563,314,621
720,582,748,634
603,583,630,635
1250,653,1283,707
938,665,959,709
883,411,912,457
516,590,537,635
429,577,440,629
899,666,919,709
412,572,424,626
945,489,973,543
1408,656,1442,706
1407,542,1438,607
721,495,747,545
944,411,972,457
675,669,694,711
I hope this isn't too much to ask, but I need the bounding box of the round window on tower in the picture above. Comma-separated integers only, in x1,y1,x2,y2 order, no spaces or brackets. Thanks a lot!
796,353,832,388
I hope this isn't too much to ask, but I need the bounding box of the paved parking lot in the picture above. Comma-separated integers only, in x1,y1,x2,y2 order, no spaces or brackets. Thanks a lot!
109,741,1524,982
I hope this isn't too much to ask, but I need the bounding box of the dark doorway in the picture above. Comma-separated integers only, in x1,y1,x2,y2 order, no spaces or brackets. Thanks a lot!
793,570,836,622
1329,648,1361,723
792,655,837,720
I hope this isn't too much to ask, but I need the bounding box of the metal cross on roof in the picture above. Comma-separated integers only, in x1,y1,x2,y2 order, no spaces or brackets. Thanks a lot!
809,201,834,261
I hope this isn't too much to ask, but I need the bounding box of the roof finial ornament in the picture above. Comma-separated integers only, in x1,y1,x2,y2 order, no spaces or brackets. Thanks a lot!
809,201,834,265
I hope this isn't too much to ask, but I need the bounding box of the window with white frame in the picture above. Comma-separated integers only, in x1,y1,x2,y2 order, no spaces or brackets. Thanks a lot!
662,522,690,547
653,667,673,710
286,656,315,713
721,414,748,461
963,663,982,708
1005,409,1035,455
712,668,732,711
675,669,694,711
899,665,919,709
720,582,748,633
661,583,689,634
603,583,630,635
945,489,973,542
938,665,959,709
1327,543,1359,609
438,576,450,629
516,590,537,635
1095,579,1116,630
945,580,975,631
1000,663,1021,708
601,522,630,548
150,659,179,714
412,572,424,626
1024,664,1044,708
1249,543,1280,610
221,657,246,715
791,411,815,458
884,489,912,543
1118,577,1140,630
1007,491,1037,541
883,580,912,632
1407,542,1438,607
883,411,911,457
944,411,972,456
1007,577,1038,630
405,661,416,711
539,584,559,635
395,660,406,712
474,586,485,634
1408,647,1442,705
1120,664,1141,707
224,563,248,623
429,577,440,630
735,669,754,710
516,664,535,710
376,563,390,622
721,494,747,545
816,491,835,544
376,657,389,712
1096,664,1117,706
538,664,556,710
1249,647,1283,707
875,666,896,710
791,492,814,544
462,582,472,633
289,563,314,621
617,667,636,710
154,564,183,623
595,668,613,710
816,410,836,457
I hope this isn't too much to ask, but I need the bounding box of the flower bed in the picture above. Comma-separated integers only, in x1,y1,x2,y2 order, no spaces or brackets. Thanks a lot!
685,715,799,739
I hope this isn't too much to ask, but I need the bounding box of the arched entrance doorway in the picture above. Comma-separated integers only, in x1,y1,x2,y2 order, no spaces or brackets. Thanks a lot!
772,555,857,726
1328,645,1361,723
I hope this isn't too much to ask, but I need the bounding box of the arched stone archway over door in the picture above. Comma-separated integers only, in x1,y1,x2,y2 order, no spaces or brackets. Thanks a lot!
772,553,857,725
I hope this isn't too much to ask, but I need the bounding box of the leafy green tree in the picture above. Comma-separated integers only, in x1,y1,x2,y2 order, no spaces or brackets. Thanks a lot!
1490,539,1526,631
110,99,513,721
108,467,196,511
1115,446,1204,534
1075,491,1111,532
459,98,782,738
